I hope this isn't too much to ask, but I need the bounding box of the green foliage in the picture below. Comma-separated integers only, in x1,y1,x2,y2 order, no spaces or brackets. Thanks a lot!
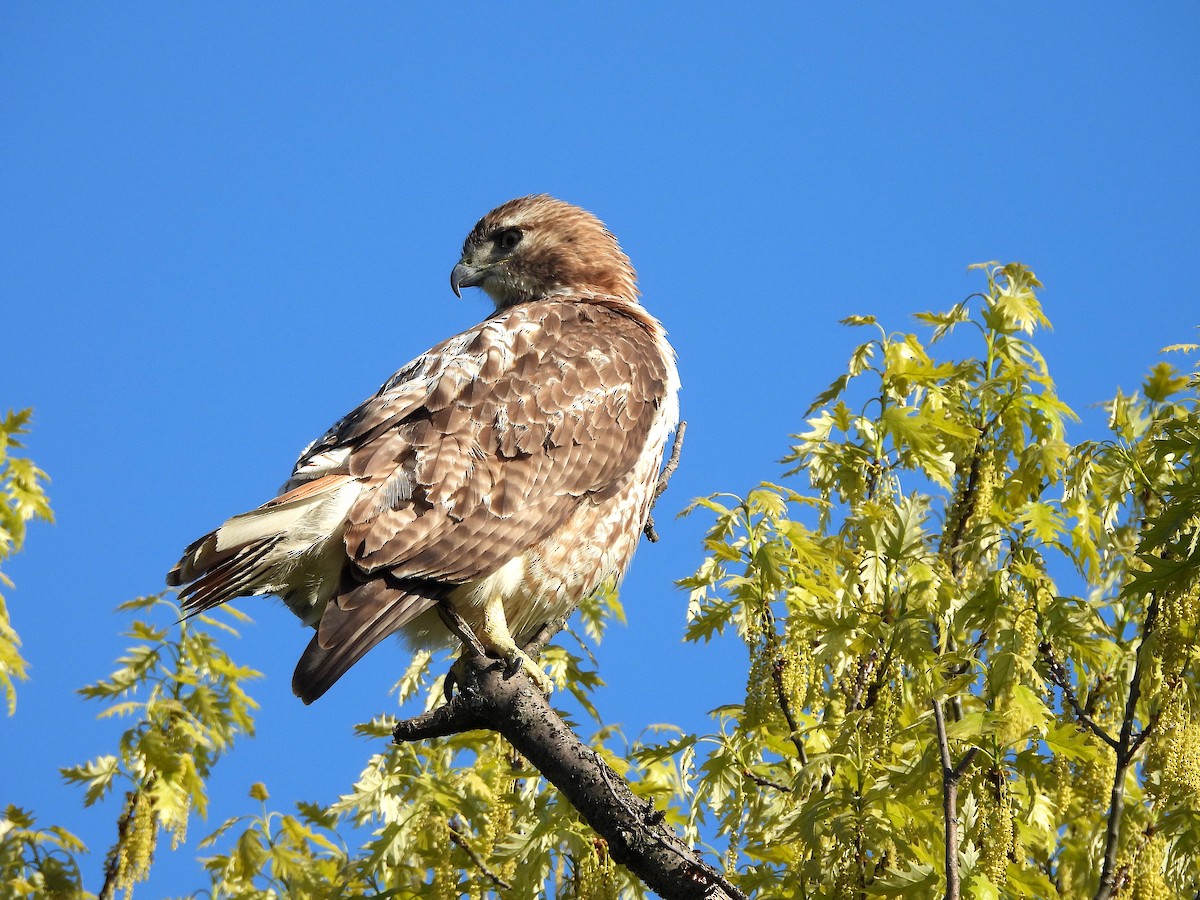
61,595,262,898
11,265,1200,899
199,782,372,899
0,408,53,715
0,806,90,899
670,263,1200,898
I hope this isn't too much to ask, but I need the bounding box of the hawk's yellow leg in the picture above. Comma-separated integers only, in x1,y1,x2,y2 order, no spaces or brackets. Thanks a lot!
479,593,554,694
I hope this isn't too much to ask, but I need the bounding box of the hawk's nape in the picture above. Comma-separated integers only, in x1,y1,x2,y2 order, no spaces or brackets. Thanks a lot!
168,195,680,703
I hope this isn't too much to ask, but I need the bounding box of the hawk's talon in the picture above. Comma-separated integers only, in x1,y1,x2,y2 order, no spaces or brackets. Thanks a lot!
503,647,554,694
444,648,553,696
474,593,555,694
443,664,460,701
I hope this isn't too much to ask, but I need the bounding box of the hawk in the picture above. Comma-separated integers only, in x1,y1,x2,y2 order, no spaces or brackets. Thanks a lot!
168,195,680,704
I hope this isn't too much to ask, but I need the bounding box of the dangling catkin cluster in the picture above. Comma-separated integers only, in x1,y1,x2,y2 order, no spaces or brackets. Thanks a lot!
1014,602,1038,669
574,840,617,900
743,633,781,730
1052,755,1073,819
1164,722,1200,797
973,452,996,527
830,852,861,900
428,814,457,900
1129,832,1170,900
979,775,1014,885
114,789,157,897
780,638,812,713
1148,682,1200,797
168,799,188,850
1157,581,1199,677
476,741,519,892
1079,737,1117,800
939,443,995,569
865,679,899,754
723,830,739,878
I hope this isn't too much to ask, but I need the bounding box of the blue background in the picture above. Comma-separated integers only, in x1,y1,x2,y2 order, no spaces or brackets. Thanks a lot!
2,5,1197,896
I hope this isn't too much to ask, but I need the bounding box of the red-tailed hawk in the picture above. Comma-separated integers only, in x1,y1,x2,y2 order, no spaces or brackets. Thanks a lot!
168,195,680,704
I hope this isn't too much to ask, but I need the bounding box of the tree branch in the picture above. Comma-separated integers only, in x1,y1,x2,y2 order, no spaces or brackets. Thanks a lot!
448,818,512,891
1094,590,1161,900
644,421,687,543
395,652,747,900
1040,641,1119,752
931,699,978,900
741,768,793,794
98,790,139,900
520,611,577,662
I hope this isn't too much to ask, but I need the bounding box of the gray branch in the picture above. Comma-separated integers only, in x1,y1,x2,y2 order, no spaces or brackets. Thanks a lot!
644,421,687,543
1040,641,1119,752
394,651,747,900
931,699,979,900
448,818,512,891
1094,590,1161,900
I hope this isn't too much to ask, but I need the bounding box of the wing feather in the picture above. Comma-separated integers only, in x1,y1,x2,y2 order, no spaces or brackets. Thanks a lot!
292,299,669,700
292,575,443,704
337,300,669,583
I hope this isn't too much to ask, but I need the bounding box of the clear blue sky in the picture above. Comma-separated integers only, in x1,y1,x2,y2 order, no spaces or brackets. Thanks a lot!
2,5,1197,896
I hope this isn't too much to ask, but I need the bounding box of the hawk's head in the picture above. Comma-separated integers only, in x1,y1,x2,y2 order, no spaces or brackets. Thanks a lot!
451,195,638,308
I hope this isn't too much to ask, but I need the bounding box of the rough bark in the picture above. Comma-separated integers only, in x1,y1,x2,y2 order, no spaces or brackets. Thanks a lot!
931,699,978,900
394,648,745,900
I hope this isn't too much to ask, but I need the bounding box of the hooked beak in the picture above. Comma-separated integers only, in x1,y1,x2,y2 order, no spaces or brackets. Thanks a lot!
450,261,485,298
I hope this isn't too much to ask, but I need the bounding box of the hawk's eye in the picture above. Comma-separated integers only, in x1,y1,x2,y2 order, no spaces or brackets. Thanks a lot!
494,228,523,252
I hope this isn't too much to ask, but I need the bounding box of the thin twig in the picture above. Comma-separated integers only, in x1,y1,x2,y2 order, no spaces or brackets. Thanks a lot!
953,747,979,781
653,421,687,504
1117,592,1159,752
392,692,488,739
448,819,512,891
1129,710,1160,756
741,768,793,793
938,435,986,569
937,433,993,725
644,421,687,543
1040,641,1119,751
